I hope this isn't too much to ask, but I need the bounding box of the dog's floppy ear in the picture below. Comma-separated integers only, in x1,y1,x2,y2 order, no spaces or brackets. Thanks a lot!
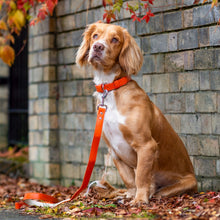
76,23,97,66
119,30,143,75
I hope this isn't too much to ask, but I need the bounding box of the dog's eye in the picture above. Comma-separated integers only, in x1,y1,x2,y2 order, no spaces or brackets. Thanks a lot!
93,34,98,39
112,38,118,43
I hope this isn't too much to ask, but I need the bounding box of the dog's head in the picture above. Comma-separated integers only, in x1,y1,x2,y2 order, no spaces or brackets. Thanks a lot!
76,22,143,75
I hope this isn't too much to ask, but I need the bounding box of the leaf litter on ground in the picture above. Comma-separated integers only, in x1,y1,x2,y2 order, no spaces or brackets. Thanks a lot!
0,174,219,219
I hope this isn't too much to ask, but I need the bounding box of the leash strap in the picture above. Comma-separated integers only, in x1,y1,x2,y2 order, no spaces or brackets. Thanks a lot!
15,106,107,209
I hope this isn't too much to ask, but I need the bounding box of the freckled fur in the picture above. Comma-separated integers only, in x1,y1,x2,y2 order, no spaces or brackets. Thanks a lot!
76,22,197,204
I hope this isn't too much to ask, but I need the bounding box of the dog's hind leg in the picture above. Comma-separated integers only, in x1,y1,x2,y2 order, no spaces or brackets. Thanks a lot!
155,174,197,198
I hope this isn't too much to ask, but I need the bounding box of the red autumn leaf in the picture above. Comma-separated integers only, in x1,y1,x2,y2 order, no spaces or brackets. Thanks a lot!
131,13,141,22
37,8,48,20
103,9,115,23
144,3,149,9
46,0,58,15
141,0,154,4
102,0,106,7
193,0,200,4
141,10,154,23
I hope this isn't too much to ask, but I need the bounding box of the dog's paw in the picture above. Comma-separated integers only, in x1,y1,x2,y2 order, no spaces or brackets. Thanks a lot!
130,197,149,206
126,188,136,198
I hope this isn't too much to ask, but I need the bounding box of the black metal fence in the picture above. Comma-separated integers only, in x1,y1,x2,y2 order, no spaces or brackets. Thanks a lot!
8,26,28,146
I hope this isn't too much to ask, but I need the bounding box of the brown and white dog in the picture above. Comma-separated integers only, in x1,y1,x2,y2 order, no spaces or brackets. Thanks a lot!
76,22,197,204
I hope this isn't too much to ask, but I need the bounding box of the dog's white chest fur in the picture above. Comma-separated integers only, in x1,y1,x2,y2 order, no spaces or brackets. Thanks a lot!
93,72,137,167
100,92,136,164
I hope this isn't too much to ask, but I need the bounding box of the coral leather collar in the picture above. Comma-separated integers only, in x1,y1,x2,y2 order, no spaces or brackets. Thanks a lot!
95,76,131,93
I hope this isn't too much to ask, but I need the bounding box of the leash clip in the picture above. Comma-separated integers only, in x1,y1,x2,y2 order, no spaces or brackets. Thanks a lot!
97,87,108,110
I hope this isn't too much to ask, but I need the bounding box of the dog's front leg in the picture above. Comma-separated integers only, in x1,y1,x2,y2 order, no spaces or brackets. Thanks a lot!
133,138,158,204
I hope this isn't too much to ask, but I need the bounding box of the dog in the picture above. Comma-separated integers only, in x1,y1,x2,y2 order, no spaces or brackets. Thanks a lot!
76,22,197,204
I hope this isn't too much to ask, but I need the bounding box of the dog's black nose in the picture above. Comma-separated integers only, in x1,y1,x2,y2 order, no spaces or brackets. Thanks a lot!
93,42,104,52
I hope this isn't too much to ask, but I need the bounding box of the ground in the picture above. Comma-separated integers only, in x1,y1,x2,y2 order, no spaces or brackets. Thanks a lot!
0,174,219,219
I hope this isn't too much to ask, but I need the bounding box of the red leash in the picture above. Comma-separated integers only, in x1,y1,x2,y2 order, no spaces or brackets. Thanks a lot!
15,106,107,209
15,76,131,209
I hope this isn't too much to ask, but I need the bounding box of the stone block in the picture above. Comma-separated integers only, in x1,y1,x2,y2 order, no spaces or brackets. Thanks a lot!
141,37,150,54
31,67,43,83
141,54,164,74
201,179,213,191
57,15,75,32
186,135,200,156
213,4,220,22
193,4,215,26
183,9,193,28
71,65,93,79
180,114,201,134
60,81,77,97
210,70,220,90
56,0,71,16
72,29,84,47
195,92,217,112
93,7,105,21
0,113,7,124
45,163,60,179
38,83,57,98
212,114,220,134
164,11,182,31
72,97,94,113
168,33,178,51
38,50,57,66
75,11,87,29
44,99,57,113
58,48,76,65
29,84,38,99
151,74,169,93
194,158,216,177
29,146,39,161
29,115,38,130
61,163,81,179
152,0,177,13
68,146,82,163
165,114,181,133
39,147,50,162
185,93,195,113
213,179,220,191
33,162,45,178
165,93,185,113
178,29,198,50
200,114,212,134
215,49,220,68
178,72,199,92
142,74,151,93
28,53,38,68
137,14,164,35
217,160,220,175
209,26,220,46
195,49,215,70
43,66,56,81
150,34,168,53
165,52,184,72
200,71,210,90
199,136,219,156
57,32,73,48
83,80,95,96
198,27,209,47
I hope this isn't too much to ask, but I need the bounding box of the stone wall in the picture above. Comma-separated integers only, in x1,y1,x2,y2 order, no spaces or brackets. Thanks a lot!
28,0,220,191
0,61,8,150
